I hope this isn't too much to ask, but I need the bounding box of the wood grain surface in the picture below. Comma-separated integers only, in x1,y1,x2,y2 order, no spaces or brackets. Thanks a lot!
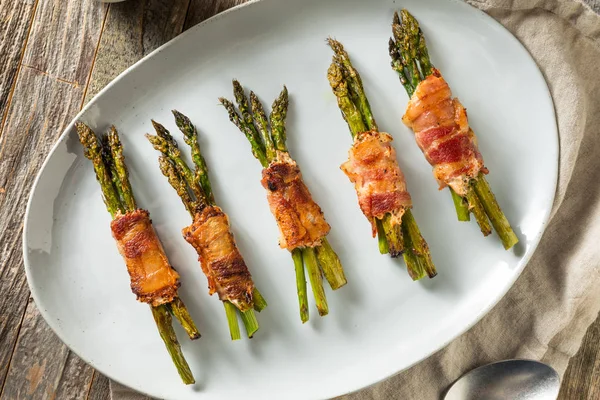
0,0,596,398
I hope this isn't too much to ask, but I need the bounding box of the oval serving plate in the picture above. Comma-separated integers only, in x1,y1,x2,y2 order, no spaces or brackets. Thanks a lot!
23,0,557,398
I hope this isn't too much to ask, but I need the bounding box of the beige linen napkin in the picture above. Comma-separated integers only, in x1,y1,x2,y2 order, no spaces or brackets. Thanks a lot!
111,0,600,398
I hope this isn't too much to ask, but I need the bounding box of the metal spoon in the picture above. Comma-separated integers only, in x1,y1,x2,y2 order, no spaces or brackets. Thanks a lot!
445,359,560,400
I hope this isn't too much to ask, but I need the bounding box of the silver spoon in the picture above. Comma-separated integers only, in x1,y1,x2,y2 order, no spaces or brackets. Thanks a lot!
445,359,560,400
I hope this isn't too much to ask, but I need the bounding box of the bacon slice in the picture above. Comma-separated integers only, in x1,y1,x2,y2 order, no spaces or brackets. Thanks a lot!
341,131,412,235
182,206,254,312
261,152,331,250
111,209,180,306
402,69,486,196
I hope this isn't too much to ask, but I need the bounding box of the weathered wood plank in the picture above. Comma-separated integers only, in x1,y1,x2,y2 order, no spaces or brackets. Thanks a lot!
0,66,88,398
1,297,94,399
0,0,36,135
184,0,247,30
86,373,110,400
0,0,106,395
559,313,600,399
21,0,107,86
84,0,191,103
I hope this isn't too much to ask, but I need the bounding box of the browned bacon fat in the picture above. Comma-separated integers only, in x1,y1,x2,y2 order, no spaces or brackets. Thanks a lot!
261,152,331,250
110,209,180,306
341,131,412,235
402,69,486,196
182,206,254,312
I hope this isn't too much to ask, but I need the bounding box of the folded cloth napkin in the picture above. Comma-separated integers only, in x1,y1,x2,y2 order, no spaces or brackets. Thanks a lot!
111,0,600,398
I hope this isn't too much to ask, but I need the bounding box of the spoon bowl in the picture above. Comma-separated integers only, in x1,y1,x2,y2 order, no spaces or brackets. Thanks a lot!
445,359,560,400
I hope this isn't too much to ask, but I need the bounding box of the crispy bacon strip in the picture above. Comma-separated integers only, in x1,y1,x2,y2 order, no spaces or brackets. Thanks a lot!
402,69,486,196
341,131,412,235
182,206,254,312
111,209,180,306
261,152,331,250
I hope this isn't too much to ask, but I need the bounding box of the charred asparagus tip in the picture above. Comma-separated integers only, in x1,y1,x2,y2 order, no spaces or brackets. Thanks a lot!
76,122,124,217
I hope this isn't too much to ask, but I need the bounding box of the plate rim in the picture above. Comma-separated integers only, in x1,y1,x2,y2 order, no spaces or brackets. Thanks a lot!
22,0,559,397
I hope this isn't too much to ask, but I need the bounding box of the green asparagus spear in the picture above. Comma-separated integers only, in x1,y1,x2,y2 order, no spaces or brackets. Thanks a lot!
315,237,347,290
219,97,269,167
240,309,259,338
224,301,241,340
76,122,124,217
172,110,214,204
270,86,289,152
473,174,519,249
250,92,277,160
252,288,268,312
302,247,328,317
327,62,368,138
292,249,309,323
328,38,377,131
151,305,195,384
107,126,137,211
100,133,126,208
168,297,201,340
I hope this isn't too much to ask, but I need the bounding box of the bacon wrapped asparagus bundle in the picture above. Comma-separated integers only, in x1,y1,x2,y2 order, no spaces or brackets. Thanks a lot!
146,111,267,340
76,123,198,385
220,81,346,323
389,9,519,250
327,39,436,280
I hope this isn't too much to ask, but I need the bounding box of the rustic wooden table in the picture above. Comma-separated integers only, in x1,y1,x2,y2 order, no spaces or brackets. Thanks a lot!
0,0,598,399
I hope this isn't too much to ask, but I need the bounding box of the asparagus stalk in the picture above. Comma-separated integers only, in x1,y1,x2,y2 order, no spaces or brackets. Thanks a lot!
375,219,390,254
240,309,259,338
451,188,470,222
327,38,436,277
302,247,328,317
167,297,200,340
221,81,347,321
107,126,137,211
151,305,195,384
315,238,347,290
172,110,214,204
220,97,269,167
465,187,492,236
269,86,289,152
77,122,196,384
76,123,124,217
157,155,199,216
473,174,519,249
292,249,309,323
250,91,277,160
327,38,378,131
223,301,241,340
390,9,518,249
252,288,268,312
